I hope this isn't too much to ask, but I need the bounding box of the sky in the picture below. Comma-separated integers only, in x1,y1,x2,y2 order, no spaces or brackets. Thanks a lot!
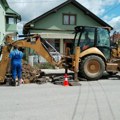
7,0,120,34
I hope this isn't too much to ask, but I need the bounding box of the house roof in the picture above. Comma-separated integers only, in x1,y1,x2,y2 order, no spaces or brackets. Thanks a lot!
23,0,113,34
1,0,8,8
1,0,21,20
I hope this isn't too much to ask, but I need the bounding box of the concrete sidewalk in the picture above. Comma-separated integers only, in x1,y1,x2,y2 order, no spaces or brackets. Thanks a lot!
41,68,74,75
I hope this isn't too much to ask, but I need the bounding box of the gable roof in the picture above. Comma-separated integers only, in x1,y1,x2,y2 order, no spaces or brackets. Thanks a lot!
0,0,8,9
0,0,21,20
23,0,113,34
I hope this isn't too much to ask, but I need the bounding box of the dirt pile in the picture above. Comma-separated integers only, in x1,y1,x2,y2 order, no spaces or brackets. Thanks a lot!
7,61,48,84
22,62,41,83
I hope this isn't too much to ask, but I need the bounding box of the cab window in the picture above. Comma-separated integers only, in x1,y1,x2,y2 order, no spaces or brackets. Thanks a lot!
80,27,95,51
97,28,110,47
97,28,111,59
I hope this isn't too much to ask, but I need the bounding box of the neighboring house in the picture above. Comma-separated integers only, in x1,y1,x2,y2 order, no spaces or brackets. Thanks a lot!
110,32,120,46
111,32,120,42
23,0,112,63
0,0,21,44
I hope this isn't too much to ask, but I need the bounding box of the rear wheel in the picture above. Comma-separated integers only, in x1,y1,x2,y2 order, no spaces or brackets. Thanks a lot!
79,55,105,80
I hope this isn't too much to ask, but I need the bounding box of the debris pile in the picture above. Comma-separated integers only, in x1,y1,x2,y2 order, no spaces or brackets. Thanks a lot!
7,61,49,84
22,62,41,84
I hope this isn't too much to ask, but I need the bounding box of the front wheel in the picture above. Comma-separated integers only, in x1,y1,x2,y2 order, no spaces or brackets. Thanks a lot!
79,55,105,80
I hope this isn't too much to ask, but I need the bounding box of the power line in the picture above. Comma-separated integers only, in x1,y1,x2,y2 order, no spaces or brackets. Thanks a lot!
8,0,62,3
102,3,120,17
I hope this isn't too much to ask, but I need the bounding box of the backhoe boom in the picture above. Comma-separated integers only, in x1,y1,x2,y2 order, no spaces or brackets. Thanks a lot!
0,35,61,83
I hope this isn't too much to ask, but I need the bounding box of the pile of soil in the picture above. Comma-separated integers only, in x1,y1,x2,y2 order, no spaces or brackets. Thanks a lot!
22,62,41,83
6,61,48,84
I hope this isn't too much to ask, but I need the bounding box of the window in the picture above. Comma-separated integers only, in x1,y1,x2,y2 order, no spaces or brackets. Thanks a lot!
6,17,16,24
97,28,110,47
96,28,111,59
80,27,95,50
63,14,76,25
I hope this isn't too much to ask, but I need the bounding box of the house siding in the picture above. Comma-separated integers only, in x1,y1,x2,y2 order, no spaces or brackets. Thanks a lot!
24,1,112,63
32,3,101,33
0,0,21,44
6,24,17,32
0,4,5,43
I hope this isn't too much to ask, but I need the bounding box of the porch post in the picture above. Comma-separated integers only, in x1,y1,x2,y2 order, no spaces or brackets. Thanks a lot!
60,39,64,54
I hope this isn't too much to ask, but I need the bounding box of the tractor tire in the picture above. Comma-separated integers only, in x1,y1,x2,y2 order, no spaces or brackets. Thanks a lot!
79,55,105,80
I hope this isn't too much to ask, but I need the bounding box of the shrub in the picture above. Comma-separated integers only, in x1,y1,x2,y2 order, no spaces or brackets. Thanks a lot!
34,62,55,69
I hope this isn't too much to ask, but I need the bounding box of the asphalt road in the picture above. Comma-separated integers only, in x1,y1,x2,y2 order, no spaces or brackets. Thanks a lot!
0,74,120,120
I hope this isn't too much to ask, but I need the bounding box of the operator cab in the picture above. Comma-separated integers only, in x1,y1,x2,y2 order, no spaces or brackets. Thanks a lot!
73,26,111,60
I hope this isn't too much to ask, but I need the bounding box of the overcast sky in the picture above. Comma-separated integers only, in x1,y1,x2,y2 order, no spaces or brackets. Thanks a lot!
7,0,120,34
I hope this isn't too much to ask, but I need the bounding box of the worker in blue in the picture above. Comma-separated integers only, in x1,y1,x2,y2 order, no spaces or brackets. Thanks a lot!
9,45,23,86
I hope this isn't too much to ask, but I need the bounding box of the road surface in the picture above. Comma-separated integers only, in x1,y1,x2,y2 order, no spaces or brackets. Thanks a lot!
0,73,120,120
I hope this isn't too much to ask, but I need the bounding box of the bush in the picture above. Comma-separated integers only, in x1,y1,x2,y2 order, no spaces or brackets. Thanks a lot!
34,62,55,69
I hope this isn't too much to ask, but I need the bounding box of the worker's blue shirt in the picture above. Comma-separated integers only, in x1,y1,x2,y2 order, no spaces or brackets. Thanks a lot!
9,49,23,64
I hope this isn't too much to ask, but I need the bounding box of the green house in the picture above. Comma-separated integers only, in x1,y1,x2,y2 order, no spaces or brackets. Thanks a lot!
0,0,21,44
23,0,112,56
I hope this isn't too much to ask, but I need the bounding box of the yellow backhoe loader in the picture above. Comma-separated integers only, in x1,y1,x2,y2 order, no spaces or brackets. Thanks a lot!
0,25,120,84
71,26,120,80
0,34,80,83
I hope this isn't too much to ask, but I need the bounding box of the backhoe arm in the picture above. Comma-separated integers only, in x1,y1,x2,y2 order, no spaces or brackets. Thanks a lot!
0,35,60,83
10,35,58,66
0,35,80,83
0,45,12,82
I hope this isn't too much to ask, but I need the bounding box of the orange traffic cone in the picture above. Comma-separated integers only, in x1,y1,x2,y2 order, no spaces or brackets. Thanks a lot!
63,74,69,86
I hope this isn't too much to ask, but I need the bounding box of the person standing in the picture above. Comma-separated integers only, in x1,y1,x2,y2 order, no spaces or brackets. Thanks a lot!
9,45,23,86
